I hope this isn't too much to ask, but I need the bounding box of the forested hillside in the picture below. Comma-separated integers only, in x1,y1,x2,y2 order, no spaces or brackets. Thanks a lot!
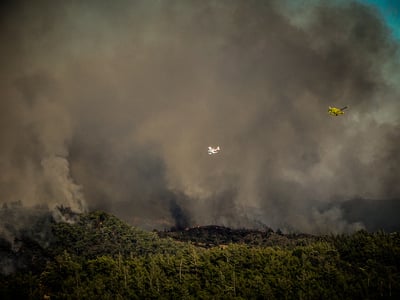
1,210,399,299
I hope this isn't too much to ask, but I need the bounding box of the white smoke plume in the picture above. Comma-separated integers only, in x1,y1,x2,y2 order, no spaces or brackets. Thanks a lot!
0,0,399,233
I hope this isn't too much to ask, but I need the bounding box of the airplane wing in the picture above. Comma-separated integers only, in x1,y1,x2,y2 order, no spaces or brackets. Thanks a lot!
208,146,221,155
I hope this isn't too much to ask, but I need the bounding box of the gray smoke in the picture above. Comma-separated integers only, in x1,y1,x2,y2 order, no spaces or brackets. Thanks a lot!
0,0,399,234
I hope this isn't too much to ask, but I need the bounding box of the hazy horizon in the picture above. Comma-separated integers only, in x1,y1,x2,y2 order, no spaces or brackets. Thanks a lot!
1,0,399,234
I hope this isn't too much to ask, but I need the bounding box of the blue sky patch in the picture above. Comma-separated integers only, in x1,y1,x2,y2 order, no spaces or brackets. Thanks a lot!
358,0,400,39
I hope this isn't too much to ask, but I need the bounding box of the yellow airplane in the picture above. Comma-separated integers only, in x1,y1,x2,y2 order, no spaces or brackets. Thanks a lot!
328,106,348,116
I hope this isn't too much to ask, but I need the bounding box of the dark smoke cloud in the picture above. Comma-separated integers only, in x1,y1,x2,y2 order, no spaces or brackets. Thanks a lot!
0,0,399,234
339,198,400,232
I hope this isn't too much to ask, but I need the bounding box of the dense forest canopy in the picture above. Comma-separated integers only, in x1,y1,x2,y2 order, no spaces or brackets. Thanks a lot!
1,210,399,299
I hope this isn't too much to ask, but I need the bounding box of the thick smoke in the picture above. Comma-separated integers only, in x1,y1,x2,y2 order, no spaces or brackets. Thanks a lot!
0,0,399,234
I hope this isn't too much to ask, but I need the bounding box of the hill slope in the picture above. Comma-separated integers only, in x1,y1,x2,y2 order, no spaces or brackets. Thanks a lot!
0,210,399,299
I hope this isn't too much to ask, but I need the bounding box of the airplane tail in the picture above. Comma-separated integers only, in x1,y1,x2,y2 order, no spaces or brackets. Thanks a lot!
216,146,220,150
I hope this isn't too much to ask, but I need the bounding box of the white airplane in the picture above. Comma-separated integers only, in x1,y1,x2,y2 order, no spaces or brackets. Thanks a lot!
208,146,221,155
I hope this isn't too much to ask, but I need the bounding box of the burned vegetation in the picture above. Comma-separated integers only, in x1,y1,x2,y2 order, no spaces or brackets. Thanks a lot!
1,209,400,299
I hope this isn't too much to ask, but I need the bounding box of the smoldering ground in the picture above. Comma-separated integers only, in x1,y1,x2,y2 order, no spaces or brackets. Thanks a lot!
0,0,399,234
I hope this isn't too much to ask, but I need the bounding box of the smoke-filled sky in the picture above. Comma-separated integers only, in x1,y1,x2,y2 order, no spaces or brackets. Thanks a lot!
359,0,400,38
1,0,399,234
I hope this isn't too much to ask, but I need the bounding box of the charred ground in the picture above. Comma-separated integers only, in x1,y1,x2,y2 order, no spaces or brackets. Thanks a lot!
0,208,399,299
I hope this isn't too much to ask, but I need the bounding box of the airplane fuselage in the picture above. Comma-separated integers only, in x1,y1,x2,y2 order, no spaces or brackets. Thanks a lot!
208,146,220,155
